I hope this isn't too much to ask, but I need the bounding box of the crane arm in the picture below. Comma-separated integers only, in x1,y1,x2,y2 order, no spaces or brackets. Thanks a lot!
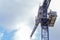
42,0,51,10
30,0,51,38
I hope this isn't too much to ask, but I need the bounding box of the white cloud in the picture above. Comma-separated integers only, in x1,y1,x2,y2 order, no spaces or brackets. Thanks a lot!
13,22,32,40
0,0,41,32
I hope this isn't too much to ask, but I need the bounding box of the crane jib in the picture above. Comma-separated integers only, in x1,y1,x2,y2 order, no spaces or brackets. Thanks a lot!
30,0,57,40
42,0,51,10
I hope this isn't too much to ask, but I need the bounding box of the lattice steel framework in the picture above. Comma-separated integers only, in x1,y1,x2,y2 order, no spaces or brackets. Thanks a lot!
30,0,57,40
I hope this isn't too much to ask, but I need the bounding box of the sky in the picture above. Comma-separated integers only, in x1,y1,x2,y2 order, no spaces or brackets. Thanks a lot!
0,0,60,40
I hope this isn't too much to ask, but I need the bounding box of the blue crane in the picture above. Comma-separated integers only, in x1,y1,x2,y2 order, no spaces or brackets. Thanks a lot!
30,0,57,40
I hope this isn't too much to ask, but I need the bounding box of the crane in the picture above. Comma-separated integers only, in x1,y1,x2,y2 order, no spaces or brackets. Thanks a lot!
30,0,57,40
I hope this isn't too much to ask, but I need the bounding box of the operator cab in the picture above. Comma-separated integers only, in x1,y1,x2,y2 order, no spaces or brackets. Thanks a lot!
48,10,57,27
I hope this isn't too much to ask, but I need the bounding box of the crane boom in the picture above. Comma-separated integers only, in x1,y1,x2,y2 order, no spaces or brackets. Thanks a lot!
30,0,57,40
30,0,51,38
42,0,51,10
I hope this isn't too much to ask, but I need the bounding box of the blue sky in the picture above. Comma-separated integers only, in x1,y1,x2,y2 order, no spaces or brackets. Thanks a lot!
0,0,60,40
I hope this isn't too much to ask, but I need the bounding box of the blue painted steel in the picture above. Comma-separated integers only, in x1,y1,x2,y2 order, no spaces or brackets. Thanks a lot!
41,26,49,40
41,0,51,40
30,0,51,40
